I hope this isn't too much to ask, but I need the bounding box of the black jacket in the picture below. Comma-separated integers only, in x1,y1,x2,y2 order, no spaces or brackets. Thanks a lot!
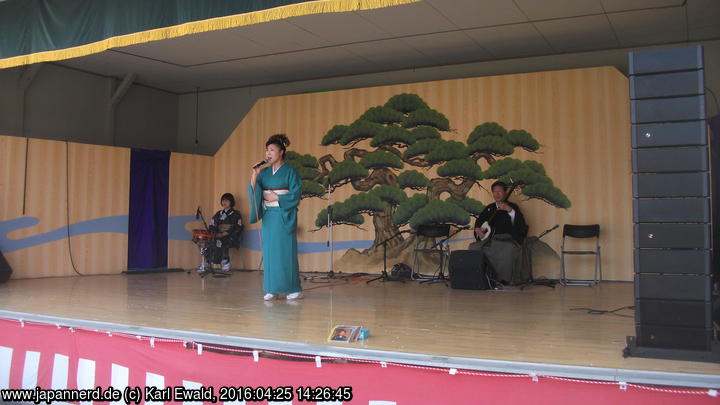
209,208,243,248
474,201,527,243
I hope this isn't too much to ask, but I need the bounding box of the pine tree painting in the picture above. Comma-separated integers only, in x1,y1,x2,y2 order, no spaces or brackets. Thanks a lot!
285,93,570,268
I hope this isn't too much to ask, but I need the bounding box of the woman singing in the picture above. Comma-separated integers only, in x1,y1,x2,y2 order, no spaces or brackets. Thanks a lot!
248,134,303,301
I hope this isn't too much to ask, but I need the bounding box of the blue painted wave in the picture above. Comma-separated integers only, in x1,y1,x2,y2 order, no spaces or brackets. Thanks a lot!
0,216,128,253
220,228,373,253
1,215,475,254
167,215,197,241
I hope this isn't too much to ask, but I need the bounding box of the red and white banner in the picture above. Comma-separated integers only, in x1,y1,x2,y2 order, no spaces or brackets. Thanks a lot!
0,318,716,405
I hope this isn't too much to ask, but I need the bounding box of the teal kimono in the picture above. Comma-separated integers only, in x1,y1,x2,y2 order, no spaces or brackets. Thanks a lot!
248,163,302,294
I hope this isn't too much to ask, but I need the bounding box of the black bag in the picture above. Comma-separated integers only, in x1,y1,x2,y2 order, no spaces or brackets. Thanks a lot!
449,250,491,290
390,263,412,280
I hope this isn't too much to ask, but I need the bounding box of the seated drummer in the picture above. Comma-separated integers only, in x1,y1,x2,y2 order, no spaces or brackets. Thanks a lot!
206,193,243,272
469,181,527,284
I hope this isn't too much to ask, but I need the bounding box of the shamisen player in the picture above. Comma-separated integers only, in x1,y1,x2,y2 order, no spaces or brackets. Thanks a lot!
469,181,527,284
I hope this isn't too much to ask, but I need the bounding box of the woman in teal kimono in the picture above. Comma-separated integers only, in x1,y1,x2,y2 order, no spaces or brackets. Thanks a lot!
249,134,303,301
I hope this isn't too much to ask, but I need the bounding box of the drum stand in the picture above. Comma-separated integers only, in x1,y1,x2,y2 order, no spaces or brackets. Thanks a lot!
192,208,210,276
197,241,232,278
196,243,211,278
193,208,231,278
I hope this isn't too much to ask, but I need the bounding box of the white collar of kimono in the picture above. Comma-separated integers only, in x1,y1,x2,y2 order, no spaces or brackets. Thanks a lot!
272,163,284,175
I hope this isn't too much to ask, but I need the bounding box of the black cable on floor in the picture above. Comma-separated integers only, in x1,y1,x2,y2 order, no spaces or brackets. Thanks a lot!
65,141,84,276
570,305,635,318
22,137,29,215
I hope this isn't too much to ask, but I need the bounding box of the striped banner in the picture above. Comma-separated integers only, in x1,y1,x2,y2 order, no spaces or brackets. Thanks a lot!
0,318,715,405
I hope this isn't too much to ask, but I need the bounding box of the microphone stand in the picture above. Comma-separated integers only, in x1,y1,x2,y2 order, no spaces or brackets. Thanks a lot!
305,184,341,282
196,207,210,232
366,229,414,284
419,224,468,285
328,198,334,278
250,165,265,272
519,224,560,290
428,224,468,250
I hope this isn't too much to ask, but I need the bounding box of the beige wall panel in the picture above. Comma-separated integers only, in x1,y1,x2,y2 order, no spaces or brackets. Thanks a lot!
168,152,214,270
1,137,129,278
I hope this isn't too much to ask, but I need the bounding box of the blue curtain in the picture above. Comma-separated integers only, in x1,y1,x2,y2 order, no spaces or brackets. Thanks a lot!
128,149,170,270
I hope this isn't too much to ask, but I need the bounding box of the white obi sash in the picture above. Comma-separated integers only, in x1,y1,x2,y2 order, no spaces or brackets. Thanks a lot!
263,188,288,208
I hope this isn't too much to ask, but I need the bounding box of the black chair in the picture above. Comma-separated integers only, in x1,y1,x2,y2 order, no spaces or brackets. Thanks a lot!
560,224,601,286
411,224,451,281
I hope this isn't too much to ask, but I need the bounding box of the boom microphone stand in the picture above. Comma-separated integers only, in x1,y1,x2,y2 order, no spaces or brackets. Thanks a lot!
366,229,414,284
419,224,469,285
518,224,560,290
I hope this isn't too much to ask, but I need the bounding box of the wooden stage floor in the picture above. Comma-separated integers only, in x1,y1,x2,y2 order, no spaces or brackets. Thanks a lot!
0,271,717,380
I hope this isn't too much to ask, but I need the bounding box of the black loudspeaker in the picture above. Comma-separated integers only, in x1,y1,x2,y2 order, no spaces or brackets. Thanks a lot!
449,250,490,290
625,45,719,362
0,251,12,283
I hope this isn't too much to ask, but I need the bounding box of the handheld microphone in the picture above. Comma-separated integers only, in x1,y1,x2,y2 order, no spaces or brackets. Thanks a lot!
195,206,201,220
252,159,268,169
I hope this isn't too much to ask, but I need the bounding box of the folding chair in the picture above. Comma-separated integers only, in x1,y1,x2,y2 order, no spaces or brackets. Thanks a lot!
560,224,601,286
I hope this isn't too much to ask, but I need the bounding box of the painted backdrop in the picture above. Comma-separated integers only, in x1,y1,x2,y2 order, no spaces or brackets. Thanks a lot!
0,66,631,280
215,66,632,281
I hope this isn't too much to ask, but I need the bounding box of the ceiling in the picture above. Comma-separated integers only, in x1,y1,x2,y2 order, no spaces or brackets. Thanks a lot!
53,0,720,94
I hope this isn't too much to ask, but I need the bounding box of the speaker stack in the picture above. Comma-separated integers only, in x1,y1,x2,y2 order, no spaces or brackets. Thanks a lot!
624,45,718,362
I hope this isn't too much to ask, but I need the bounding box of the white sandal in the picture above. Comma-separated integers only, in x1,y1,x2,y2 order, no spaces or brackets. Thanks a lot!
286,292,304,300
